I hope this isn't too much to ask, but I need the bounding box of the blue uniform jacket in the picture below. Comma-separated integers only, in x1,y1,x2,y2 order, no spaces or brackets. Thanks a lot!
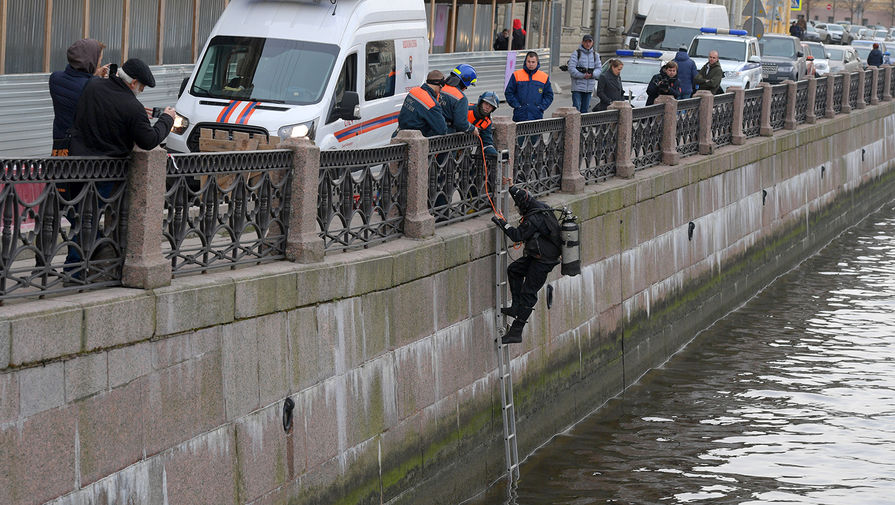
674,50,698,96
504,63,554,121
439,85,474,133
396,83,447,138
49,65,95,142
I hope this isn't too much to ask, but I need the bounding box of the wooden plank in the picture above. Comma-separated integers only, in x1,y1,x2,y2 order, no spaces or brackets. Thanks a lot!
470,0,478,51
0,0,8,74
192,0,200,63
121,0,130,61
44,0,53,73
83,0,89,38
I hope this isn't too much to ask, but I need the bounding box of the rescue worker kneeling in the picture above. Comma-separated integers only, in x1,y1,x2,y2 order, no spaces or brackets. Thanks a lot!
491,186,561,344
469,91,499,156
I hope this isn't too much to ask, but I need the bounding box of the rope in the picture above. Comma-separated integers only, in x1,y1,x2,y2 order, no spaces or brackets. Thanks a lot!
477,133,522,249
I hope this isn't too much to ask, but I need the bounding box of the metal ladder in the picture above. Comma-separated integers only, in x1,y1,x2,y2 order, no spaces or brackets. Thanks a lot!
493,151,520,483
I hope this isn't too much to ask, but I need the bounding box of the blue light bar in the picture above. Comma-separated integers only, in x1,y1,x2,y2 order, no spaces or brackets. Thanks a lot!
701,27,749,36
616,50,634,56
615,49,662,58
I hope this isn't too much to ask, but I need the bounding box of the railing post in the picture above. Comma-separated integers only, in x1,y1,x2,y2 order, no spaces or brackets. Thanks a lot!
492,115,517,182
883,65,892,101
758,82,773,136
870,66,880,105
695,90,714,154
122,146,172,289
279,137,325,263
391,130,435,239
806,76,817,124
552,107,585,193
783,79,797,130
655,95,679,165
841,71,852,114
825,74,836,118
609,101,635,178
855,69,866,109
730,86,746,145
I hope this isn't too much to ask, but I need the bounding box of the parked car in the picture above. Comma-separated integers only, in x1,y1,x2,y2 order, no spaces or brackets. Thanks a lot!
759,34,807,83
873,29,891,41
802,42,830,75
822,23,851,45
847,24,866,41
812,22,831,44
824,45,863,73
851,40,891,67
857,28,875,40
803,23,822,43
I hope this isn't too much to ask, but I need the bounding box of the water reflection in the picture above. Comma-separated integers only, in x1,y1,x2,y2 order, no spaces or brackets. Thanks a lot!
468,205,895,505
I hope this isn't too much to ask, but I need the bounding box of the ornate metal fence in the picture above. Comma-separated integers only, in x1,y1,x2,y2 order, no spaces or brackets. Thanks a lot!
580,110,618,183
1,157,128,300
631,104,664,170
428,132,497,224
795,80,809,124
676,97,701,157
319,144,408,250
164,150,292,276
743,88,763,138
891,69,895,98
712,93,734,147
848,72,860,109
815,76,828,119
769,84,787,130
863,70,873,105
878,70,886,102
514,118,564,196
832,73,844,113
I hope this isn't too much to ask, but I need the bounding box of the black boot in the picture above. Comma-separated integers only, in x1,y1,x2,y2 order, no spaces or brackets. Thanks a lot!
502,319,525,344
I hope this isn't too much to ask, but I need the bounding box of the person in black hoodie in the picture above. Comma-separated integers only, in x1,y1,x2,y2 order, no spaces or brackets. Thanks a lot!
48,39,109,156
511,19,526,49
594,59,624,111
646,60,681,106
491,186,561,344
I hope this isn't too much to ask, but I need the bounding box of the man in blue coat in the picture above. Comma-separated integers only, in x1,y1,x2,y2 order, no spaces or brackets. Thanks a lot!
505,51,554,121
674,45,698,99
48,38,109,155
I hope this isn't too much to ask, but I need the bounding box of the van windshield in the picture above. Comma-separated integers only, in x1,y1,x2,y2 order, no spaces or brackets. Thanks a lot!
639,25,701,51
191,36,340,105
691,39,746,60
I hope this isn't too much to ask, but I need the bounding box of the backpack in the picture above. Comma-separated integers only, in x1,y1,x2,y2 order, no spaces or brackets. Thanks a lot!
559,49,584,73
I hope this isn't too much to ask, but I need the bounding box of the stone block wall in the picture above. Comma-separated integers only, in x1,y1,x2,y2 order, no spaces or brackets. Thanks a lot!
3,103,895,505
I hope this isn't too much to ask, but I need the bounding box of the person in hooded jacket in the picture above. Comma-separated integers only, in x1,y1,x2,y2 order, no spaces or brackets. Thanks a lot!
594,59,624,111
868,43,884,67
491,186,561,344
645,60,681,106
48,39,110,156
568,34,601,113
511,19,526,49
674,45,698,99
494,29,509,50
505,52,553,121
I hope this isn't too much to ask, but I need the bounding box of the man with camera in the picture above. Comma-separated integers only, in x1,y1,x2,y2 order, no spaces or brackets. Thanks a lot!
70,58,175,158
566,34,601,113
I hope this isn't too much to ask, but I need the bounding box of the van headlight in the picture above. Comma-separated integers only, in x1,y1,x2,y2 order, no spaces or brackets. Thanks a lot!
278,120,316,140
171,114,189,135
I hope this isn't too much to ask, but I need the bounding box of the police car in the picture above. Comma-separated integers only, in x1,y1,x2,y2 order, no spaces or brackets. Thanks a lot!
689,28,762,90
603,50,664,108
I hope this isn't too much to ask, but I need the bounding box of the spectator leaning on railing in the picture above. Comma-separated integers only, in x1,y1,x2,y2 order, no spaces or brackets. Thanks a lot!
49,38,110,156
396,70,448,137
674,44,698,99
694,50,723,94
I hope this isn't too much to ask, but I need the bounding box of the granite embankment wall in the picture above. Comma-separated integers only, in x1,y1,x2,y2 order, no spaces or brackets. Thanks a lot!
4,102,895,505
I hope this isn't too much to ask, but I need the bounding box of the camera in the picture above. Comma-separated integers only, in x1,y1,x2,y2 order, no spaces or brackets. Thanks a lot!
151,107,164,118
576,67,595,74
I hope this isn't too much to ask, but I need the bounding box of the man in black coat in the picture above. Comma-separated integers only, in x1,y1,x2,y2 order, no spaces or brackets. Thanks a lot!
70,58,175,158
868,43,884,67
491,186,561,344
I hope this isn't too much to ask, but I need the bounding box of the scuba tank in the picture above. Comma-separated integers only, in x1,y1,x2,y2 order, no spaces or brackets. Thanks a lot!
560,209,580,276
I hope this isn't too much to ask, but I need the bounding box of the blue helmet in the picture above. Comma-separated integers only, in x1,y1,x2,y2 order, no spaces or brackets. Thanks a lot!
478,91,499,109
451,64,477,87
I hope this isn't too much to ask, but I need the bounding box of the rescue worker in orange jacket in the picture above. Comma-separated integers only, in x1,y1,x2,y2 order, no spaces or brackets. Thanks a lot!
505,51,553,121
440,64,478,134
468,91,499,156
396,70,447,137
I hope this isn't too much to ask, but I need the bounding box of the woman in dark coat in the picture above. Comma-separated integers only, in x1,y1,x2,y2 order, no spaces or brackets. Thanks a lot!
645,60,681,106
594,59,624,111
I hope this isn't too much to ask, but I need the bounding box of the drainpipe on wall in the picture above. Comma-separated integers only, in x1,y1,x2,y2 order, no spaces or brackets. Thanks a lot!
593,0,603,50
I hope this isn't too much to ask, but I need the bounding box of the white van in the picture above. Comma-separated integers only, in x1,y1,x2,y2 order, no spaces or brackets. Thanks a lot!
636,1,729,61
166,0,429,152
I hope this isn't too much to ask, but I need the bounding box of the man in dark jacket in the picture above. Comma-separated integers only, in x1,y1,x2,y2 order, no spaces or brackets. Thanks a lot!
505,52,554,121
468,92,499,156
594,59,624,111
646,61,681,106
493,29,509,50
70,58,175,157
694,50,723,94
868,43,884,67
674,45,698,99
491,186,561,344
397,70,447,137
48,39,109,155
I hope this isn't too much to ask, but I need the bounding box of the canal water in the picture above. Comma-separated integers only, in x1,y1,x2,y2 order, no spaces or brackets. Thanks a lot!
469,202,895,505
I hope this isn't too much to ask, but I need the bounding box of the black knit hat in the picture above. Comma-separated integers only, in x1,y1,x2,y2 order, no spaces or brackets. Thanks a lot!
121,58,156,87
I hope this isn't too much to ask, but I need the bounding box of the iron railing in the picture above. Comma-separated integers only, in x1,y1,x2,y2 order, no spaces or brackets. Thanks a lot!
815,76,828,119
164,150,292,276
891,69,895,98
863,70,873,105
832,73,844,113
1,157,128,300
514,118,564,197
676,97,700,156
795,80,809,124
877,70,885,102
712,93,735,146
631,104,664,170
849,72,860,109
769,84,787,130
743,88,763,138
427,132,496,225
580,110,618,183
319,144,408,250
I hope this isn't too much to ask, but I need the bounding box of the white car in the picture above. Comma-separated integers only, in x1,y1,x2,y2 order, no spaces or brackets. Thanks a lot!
689,29,763,90
802,42,830,76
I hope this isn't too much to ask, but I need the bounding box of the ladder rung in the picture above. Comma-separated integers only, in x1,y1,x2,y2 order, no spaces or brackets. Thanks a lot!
503,403,513,410
506,433,515,441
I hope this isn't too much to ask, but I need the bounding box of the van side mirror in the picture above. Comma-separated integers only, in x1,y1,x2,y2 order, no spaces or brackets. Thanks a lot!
797,51,804,57
178,77,189,98
748,55,761,63
335,91,361,120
